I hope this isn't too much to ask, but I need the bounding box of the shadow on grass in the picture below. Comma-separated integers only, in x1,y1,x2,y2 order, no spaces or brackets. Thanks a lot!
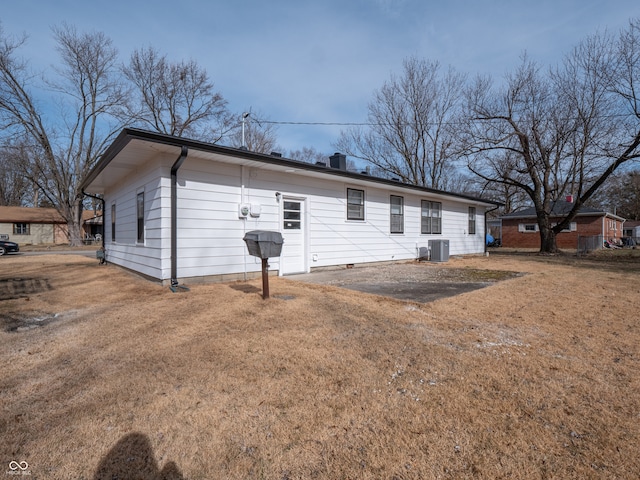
229,283,261,294
94,432,184,480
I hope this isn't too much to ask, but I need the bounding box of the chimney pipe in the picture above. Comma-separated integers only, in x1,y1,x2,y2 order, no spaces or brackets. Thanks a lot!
329,152,347,170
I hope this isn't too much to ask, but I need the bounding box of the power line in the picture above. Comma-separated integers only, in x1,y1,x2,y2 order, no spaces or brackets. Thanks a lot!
254,111,638,128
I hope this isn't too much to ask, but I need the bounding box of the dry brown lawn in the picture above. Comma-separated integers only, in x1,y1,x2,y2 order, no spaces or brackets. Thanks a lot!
1,251,639,479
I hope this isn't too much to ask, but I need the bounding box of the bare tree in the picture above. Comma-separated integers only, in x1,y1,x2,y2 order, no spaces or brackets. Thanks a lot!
335,57,466,189
287,146,328,165
0,23,127,244
0,144,32,205
123,46,232,141
462,20,640,253
597,169,640,220
227,111,280,153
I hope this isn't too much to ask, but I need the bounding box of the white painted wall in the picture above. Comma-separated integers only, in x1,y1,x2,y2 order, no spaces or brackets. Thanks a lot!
103,152,487,282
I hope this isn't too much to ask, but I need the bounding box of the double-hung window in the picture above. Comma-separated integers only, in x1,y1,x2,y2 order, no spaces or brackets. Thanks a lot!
347,188,365,221
468,206,476,235
421,201,442,234
13,223,29,235
390,195,404,234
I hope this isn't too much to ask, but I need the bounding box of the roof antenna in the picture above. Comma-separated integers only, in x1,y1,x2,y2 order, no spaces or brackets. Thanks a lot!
241,111,251,149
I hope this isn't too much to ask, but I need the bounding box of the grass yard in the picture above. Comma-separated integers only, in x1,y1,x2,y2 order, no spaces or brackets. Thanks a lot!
1,251,639,479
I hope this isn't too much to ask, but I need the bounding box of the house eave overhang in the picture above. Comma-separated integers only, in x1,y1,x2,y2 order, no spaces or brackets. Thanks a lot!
82,128,500,207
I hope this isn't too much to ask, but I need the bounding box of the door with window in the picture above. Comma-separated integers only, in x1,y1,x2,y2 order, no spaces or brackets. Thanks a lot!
280,197,306,274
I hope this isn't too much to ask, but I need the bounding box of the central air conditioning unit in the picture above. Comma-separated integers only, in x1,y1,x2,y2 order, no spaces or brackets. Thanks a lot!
428,239,450,262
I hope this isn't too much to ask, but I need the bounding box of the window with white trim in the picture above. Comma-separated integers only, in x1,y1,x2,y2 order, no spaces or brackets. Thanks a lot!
13,223,29,235
390,195,404,234
347,188,365,221
468,206,476,235
421,200,442,234
283,201,301,229
518,223,538,232
552,222,577,232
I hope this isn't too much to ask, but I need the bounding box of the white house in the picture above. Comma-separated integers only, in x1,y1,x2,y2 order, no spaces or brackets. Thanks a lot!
81,129,498,287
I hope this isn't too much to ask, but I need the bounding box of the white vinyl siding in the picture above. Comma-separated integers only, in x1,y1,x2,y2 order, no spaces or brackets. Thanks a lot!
101,151,489,282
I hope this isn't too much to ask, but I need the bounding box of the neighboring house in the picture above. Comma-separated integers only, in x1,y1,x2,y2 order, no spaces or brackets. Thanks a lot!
0,206,67,245
501,200,625,249
622,220,640,241
81,129,499,286
82,210,103,241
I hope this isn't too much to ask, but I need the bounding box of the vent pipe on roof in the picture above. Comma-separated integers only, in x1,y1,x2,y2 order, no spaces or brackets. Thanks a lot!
171,146,189,292
241,112,250,149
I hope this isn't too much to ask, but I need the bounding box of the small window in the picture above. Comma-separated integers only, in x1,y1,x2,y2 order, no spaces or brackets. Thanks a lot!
421,201,442,234
468,207,476,235
137,192,145,243
519,223,538,232
283,201,301,229
13,223,30,235
111,204,116,242
347,188,365,221
390,195,404,234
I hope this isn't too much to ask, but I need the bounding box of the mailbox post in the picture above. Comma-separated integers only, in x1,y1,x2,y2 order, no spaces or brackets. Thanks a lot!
242,230,284,299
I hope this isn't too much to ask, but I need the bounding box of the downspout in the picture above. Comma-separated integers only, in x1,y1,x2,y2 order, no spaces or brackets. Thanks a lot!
485,203,500,254
171,146,189,291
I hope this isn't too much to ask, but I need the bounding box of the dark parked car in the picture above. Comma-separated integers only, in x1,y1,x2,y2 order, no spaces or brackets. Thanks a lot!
0,240,19,255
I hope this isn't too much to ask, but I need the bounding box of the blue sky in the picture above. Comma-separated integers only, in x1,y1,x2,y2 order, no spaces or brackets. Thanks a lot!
2,0,640,156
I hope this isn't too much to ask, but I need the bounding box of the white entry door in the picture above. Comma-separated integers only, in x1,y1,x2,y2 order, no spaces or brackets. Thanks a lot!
280,197,306,275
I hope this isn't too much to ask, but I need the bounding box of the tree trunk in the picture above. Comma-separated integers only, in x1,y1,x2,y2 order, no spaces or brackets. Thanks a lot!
67,198,84,246
539,226,559,254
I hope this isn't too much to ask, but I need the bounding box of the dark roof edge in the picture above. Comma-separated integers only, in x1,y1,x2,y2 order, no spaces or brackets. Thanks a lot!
501,211,626,221
82,128,501,207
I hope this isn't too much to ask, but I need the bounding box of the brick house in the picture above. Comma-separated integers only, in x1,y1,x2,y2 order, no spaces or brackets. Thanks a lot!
622,220,640,241
500,200,625,249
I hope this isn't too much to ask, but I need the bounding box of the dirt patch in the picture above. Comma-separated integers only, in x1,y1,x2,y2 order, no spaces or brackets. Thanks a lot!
1,252,639,479
0,277,53,300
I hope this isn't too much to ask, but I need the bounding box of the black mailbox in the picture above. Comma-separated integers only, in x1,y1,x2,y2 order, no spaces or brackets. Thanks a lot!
243,230,284,259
